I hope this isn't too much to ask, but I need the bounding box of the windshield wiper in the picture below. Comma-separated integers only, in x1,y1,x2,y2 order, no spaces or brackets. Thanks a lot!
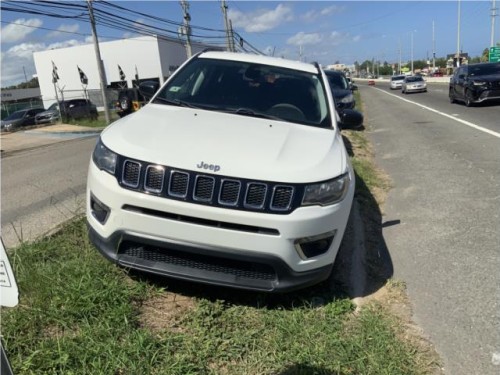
225,108,282,121
152,97,198,108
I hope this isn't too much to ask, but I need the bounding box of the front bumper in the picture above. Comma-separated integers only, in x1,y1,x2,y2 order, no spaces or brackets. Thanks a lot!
471,87,500,103
86,162,354,292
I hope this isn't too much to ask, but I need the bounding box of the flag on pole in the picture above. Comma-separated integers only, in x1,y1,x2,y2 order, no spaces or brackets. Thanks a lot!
118,65,126,81
134,65,139,82
52,61,59,83
77,65,88,85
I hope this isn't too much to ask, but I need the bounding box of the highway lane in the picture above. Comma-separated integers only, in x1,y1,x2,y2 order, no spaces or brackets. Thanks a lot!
358,79,500,132
1,136,98,248
359,83,500,375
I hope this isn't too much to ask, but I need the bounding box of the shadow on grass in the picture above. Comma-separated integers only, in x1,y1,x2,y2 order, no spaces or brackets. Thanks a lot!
277,363,345,375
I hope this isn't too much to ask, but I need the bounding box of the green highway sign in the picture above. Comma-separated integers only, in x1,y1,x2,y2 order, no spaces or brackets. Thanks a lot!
490,46,500,62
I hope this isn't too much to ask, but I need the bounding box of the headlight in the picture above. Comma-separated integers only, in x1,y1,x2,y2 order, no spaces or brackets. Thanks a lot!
92,138,117,174
472,81,487,86
340,93,354,104
302,173,350,206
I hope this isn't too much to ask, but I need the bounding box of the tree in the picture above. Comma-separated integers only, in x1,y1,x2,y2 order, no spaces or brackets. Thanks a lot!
3,77,39,90
481,48,489,62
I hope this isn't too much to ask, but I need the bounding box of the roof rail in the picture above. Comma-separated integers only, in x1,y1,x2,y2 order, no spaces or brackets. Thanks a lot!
312,61,321,73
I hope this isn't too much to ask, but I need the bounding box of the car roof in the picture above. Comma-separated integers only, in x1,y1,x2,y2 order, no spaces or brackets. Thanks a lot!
198,51,319,74
324,70,346,76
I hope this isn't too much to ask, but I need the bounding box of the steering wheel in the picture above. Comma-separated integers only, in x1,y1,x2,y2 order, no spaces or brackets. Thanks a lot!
268,103,305,122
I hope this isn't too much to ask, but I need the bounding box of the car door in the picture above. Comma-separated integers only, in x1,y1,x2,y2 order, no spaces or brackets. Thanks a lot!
453,66,467,99
23,110,37,126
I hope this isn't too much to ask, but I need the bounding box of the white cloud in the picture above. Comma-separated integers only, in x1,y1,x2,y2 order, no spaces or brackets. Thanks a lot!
47,23,80,38
302,5,344,22
1,18,43,43
0,39,86,87
287,32,322,46
228,4,293,33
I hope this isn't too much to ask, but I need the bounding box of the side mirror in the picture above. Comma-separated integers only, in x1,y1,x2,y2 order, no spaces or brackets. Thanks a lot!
338,109,363,130
351,84,358,91
139,81,160,100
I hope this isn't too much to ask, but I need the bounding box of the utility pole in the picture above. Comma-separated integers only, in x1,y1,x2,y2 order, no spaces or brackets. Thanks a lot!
180,0,192,58
492,0,498,47
411,31,414,73
432,20,436,71
87,0,111,125
398,37,402,74
221,0,232,52
457,0,461,67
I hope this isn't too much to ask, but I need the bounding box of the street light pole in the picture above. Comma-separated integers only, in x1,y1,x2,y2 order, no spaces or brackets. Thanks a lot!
457,0,461,67
87,0,111,125
411,31,414,74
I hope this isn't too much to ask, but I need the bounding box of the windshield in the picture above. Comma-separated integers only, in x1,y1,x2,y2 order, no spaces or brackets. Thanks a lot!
469,63,500,76
3,110,26,120
406,76,423,82
325,72,350,90
48,103,59,110
391,75,405,81
154,57,331,128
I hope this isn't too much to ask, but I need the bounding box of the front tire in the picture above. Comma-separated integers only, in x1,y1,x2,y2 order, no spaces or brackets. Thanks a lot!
449,90,456,103
465,90,474,107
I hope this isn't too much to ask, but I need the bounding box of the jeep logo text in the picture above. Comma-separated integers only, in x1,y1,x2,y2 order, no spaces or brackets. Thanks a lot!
196,161,221,173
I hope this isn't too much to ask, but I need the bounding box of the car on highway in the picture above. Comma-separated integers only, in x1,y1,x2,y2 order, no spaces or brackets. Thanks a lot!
401,75,427,94
324,70,357,109
449,62,500,107
390,75,406,90
1,107,45,132
87,50,363,292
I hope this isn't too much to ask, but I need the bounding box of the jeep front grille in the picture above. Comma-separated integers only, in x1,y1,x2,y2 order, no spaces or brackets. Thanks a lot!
119,158,298,214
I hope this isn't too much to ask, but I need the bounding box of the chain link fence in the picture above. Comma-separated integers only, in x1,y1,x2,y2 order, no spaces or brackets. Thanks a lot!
1,98,44,120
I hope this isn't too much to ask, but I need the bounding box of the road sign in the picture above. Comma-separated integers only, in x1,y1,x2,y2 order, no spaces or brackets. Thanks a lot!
490,47,500,63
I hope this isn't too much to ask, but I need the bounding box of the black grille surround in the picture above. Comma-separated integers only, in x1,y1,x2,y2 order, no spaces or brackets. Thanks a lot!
116,155,304,214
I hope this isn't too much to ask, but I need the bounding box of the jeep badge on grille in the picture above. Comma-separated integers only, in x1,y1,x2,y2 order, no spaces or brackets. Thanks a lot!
196,161,221,173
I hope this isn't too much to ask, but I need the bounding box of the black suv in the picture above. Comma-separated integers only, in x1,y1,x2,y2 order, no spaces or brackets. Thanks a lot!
36,99,98,124
449,62,500,106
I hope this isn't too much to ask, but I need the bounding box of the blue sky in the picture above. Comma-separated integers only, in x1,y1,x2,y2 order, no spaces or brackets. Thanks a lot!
1,1,498,87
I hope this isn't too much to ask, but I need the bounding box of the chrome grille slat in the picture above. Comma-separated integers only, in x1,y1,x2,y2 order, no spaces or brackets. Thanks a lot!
168,171,189,198
144,166,165,193
219,179,241,206
271,186,294,211
244,183,267,209
122,160,141,188
193,175,215,202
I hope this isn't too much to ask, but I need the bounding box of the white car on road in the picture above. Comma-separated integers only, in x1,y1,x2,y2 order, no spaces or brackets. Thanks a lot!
390,74,406,90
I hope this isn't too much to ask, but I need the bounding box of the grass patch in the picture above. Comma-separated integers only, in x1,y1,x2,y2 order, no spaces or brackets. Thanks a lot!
3,218,434,374
63,111,120,128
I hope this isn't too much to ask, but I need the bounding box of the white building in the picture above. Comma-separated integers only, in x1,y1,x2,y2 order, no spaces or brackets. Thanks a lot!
33,35,211,109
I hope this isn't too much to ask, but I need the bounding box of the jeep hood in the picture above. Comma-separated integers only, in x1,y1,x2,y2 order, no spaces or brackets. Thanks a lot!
101,104,348,183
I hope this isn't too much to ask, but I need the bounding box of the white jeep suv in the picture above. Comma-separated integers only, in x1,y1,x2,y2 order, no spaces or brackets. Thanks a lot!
87,51,359,292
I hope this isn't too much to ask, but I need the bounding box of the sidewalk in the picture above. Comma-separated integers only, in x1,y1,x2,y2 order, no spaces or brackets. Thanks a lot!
1,124,104,155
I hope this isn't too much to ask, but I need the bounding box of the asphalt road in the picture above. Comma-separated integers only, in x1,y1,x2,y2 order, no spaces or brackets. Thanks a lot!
1,136,98,248
358,81,500,375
